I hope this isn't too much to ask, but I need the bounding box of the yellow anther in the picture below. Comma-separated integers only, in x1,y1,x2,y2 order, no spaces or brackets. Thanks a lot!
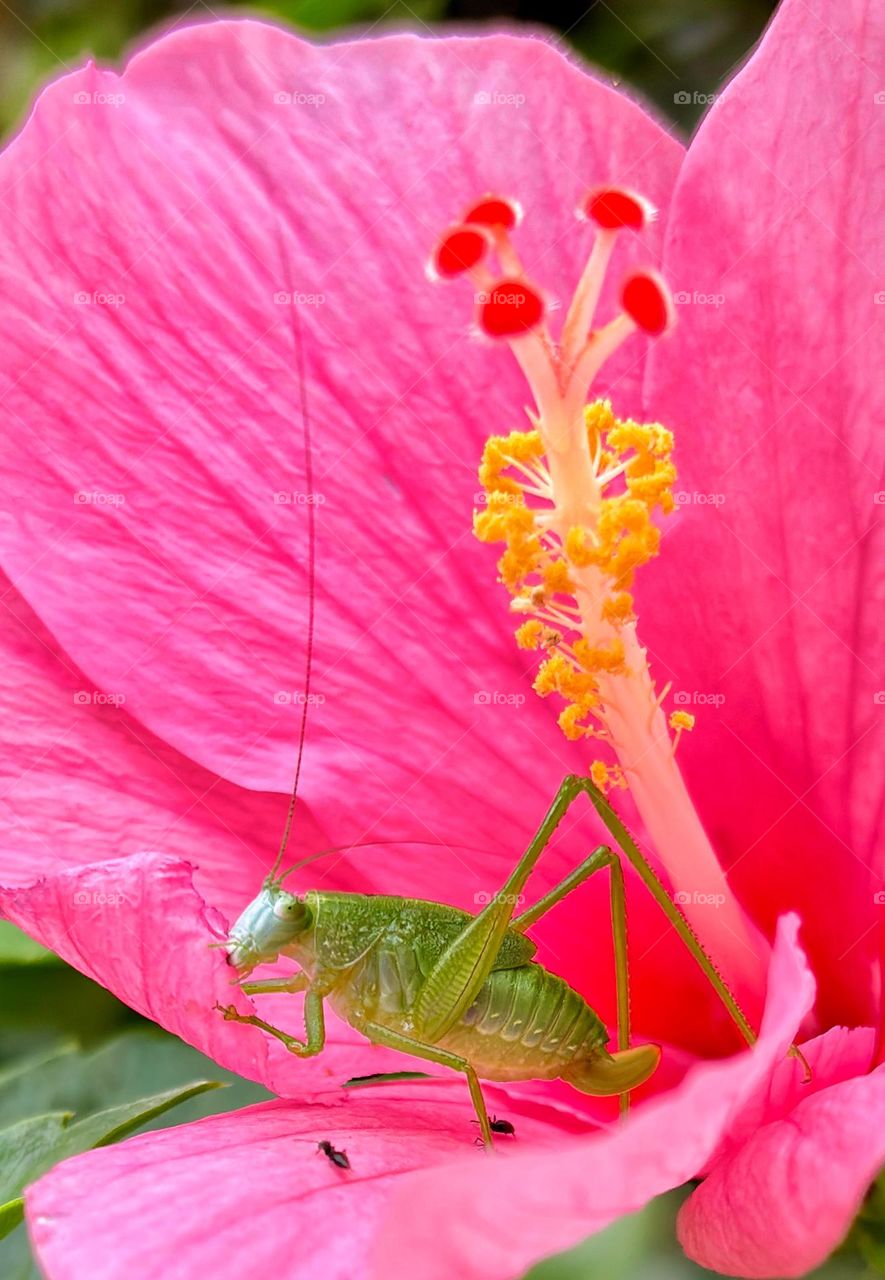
669,711,695,732
515,620,544,650
602,592,634,624
542,561,575,595
572,637,626,676
533,653,574,698
589,760,628,793
479,461,522,495
559,702,593,741
565,525,596,567
668,708,695,755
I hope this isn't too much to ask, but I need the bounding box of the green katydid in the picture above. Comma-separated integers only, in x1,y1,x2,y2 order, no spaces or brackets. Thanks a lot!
218,773,767,1147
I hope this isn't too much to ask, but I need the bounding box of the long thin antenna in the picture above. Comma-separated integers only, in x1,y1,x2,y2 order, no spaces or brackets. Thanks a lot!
269,300,317,882
277,838,484,883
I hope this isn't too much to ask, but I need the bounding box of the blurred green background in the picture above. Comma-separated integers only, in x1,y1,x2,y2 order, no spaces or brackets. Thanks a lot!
0,0,779,136
0,1,881,1277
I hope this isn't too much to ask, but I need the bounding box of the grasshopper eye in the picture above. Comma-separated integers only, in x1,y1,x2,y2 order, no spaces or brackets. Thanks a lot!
269,893,312,935
272,894,299,919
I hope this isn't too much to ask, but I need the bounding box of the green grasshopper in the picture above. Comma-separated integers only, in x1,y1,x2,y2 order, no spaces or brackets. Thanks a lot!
218,774,760,1146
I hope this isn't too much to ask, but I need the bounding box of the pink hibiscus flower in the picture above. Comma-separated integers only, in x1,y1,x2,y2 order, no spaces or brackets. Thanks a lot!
0,1,881,1277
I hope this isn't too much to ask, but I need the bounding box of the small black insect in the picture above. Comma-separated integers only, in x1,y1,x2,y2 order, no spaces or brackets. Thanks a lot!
472,1115,516,1137
317,1140,350,1170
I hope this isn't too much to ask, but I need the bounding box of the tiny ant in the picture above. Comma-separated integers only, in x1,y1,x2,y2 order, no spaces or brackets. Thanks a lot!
317,1140,350,1170
472,1115,515,1142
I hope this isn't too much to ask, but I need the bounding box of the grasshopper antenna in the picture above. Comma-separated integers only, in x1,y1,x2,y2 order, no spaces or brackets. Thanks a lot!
277,838,487,882
268,296,316,885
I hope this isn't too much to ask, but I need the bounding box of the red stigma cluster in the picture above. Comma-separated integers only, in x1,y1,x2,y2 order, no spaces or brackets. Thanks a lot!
429,185,672,344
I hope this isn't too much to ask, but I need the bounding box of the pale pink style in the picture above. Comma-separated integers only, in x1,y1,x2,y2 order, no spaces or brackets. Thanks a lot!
0,1,881,1277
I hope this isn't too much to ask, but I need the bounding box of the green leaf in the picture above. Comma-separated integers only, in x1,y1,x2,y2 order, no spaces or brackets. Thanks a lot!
0,924,56,966
0,1218,41,1280
0,1028,268,1127
527,1206,659,1280
0,1080,220,1239
0,1113,73,1236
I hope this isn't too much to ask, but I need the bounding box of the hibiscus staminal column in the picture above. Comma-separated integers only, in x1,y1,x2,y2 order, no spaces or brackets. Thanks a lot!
432,191,768,1002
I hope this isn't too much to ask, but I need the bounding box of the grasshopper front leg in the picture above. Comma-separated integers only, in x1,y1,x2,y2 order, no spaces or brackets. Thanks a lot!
216,981,325,1058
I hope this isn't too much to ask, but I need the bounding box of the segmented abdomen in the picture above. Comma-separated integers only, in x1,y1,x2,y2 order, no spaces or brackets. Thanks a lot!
331,929,609,1084
440,964,608,1082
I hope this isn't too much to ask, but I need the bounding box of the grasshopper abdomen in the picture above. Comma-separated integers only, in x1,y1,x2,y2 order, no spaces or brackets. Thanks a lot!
297,891,626,1092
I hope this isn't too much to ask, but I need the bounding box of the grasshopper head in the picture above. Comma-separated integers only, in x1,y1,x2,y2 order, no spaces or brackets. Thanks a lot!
226,882,313,975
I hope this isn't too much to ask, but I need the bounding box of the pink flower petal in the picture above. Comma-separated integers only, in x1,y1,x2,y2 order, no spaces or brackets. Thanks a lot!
374,914,814,1280
26,1087,578,1280
0,22,682,879
642,0,885,1026
716,1023,875,1161
679,1065,885,1278
0,849,412,1096
0,573,292,920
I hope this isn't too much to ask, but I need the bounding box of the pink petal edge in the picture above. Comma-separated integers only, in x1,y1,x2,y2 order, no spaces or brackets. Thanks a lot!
679,1065,885,1278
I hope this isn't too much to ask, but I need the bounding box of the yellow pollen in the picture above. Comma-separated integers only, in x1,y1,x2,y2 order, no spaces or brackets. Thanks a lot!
589,760,628,793
668,708,695,755
475,399,675,744
515,619,544,650
669,711,695,732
